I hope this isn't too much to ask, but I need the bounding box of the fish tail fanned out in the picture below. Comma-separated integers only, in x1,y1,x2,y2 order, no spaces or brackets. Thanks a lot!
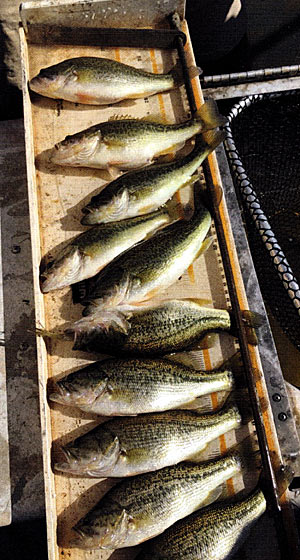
196,98,227,131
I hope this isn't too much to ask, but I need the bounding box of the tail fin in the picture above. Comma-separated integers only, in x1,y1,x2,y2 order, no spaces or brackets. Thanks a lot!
225,387,268,425
219,352,247,391
276,464,295,498
170,58,202,87
204,128,227,152
195,99,227,131
227,434,262,474
229,309,264,345
163,199,193,223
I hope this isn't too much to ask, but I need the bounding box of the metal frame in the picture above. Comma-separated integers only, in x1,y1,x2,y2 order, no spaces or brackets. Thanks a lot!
201,66,300,99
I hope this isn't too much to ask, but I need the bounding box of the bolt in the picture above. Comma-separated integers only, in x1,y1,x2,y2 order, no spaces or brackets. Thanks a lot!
11,245,21,254
278,412,287,422
272,393,281,402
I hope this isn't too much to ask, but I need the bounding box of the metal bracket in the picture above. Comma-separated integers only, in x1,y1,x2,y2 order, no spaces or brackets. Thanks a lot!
23,24,186,49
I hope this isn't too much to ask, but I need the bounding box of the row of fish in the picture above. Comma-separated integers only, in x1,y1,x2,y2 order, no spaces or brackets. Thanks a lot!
71,446,263,550
32,54,266,559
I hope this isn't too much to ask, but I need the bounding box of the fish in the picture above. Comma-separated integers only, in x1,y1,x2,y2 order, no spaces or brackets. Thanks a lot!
74,202,212,325
49,357,235,416
29,56,183,105
72,449,250,549
54,401,243,477
70,299,233,356
40,206,177,293
80,130,225,225
136,488,266,560
49,99,227,171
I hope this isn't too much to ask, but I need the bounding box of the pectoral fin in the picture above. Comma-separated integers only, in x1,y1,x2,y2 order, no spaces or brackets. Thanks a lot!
195,237,213,259
200,485,224,507
156,141,185,157
107,164,122,179
178,174,199,191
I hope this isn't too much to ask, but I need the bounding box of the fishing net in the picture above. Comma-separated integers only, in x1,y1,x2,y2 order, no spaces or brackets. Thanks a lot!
224,90,300,350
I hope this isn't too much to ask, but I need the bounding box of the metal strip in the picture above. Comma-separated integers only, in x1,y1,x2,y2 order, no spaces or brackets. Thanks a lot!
198,76,300,100
200,65,300,99
202,65,300,88
24,24,186,49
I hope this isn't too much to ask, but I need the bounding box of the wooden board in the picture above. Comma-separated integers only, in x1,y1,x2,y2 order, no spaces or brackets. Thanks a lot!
19,13,295,560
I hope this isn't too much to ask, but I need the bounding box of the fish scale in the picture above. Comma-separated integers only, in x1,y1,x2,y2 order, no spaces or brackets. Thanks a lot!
73,452,244,549
40,206,172,293
81,203,211,316
50,99,226,170
29,56,176,105
137,488,266,560
49,357,234,416
81,130,225,224
55,404,242,478
72,299,232,357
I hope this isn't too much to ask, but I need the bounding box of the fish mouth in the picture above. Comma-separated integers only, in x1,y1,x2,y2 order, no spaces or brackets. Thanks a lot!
48,391,66,405
29,74,60,95
70,530,98,549
49,382,102,409
62,445,81,465
73,509,130,550
80,207,97,225
71,526,116,550
81,205,92,215
40,273,53,293
48,383,70,405
51,134,100,166
54,446,80,474
40,272,62,293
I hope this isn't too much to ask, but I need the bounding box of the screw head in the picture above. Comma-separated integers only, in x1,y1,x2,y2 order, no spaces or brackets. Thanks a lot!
272,393,281,402
11,245,21,254
278,412,287,422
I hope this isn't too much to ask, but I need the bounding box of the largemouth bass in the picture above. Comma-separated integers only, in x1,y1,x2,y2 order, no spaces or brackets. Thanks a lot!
55,402,242,477
70,299,232,356
40,206,177,293
137,488,266,560
72,450,246,549
81,130,225,225
49,357,235,416
29,56,180,105
76,203,211,322
50,100,226,170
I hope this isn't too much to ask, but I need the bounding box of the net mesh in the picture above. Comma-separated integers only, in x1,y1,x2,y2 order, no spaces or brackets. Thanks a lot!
225,90,300,350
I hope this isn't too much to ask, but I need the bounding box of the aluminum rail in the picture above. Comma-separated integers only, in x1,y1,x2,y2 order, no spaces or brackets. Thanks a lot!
169,11,299,560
